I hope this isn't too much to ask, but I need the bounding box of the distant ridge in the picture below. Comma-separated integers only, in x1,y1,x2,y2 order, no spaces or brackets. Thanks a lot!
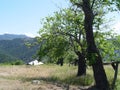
0,35,38,63
0,34,30,40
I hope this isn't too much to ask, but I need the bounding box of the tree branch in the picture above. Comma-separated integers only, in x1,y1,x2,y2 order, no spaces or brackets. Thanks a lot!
91,0,96,9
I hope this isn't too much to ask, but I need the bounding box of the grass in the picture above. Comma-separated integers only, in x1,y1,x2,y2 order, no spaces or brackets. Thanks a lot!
115,69,120,90
0,64,119,90
48,65,94,86
104,65,120,90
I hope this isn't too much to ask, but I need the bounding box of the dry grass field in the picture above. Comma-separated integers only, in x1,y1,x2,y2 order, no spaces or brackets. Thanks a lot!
0,65,61,90
0,65,84,90
0,64,119,90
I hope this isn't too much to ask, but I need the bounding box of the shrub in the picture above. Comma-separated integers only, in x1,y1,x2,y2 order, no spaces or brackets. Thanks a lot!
11,60,24,65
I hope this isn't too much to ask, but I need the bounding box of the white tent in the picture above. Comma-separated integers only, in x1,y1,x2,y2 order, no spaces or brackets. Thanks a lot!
28,60,44,65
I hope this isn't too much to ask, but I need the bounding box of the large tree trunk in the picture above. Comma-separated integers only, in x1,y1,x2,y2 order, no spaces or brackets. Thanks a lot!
77,52,86,76
92,53,109,89
81,0,109,89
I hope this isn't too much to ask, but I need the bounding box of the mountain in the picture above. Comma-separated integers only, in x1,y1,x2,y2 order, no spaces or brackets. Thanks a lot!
0,34,39,63
0,34,30,40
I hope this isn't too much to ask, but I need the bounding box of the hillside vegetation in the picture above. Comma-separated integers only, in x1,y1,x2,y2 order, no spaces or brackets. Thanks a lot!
0,34,38,63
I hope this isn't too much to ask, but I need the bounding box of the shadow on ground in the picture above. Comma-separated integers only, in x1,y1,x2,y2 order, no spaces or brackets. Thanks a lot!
21,76,97,90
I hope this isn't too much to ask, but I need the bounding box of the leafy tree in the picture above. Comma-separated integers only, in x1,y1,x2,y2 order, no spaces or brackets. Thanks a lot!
37,7,87,76
37,6,115,77
69,0,112,89
37,1,118,88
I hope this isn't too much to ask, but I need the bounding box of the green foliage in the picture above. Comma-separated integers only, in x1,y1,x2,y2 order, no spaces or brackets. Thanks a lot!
94,30,118,61
109,0,120,10
37,0,119,65
0,51,18,63
0,60,24,65
109,35,120,61
37,34,69,63
11,60,24,65
38,6,118,65
87,53,98,65
64,51,78,63
94,30,120,62
37,7,86,63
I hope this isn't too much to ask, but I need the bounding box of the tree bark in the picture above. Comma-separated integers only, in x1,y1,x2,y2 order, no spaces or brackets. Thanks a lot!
111,62,119,90
77,51,86,76
92,53,109,90
81,0,109,89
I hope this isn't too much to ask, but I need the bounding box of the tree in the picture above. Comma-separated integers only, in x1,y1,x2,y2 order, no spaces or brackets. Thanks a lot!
83,1,109,89
37,1,118,88
70,0,111,89
37,4,116,78
37,7,87,76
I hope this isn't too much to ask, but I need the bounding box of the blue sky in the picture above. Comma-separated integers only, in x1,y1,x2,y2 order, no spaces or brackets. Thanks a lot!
0,0,68,37
0,0,120,37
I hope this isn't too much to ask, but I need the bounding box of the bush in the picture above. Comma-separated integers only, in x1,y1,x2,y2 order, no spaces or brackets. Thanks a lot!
11,60,24,65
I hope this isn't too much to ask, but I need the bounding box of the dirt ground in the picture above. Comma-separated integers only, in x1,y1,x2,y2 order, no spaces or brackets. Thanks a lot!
0,65,90,90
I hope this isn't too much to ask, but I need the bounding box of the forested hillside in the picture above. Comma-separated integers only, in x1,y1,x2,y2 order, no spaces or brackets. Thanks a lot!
0,34,39,63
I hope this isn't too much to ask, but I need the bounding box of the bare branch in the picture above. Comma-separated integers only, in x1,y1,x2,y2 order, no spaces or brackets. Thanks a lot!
54,30,83,50
91,0,96,9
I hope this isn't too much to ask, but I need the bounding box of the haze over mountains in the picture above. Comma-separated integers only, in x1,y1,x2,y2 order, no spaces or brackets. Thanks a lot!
0,34,30,40
0,34,38,63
